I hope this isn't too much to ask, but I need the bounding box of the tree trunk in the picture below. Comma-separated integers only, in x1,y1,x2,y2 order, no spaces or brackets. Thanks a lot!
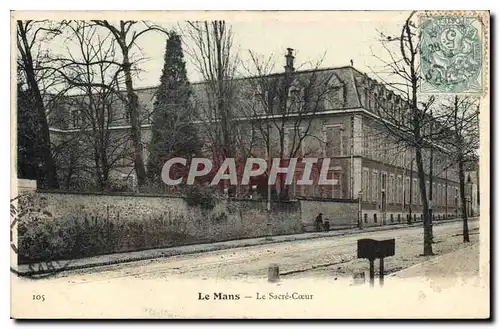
17,22,59,188
429,147,434,242
458,158,470,242
408,161,413,224
415,146,433,255
122,50,147,187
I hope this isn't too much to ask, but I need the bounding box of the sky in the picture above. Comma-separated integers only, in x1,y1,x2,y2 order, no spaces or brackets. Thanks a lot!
138,11,410,87
40,11,412,90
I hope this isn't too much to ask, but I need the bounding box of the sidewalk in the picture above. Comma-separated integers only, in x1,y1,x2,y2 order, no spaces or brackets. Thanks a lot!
13,217,476,276
390,242,480,278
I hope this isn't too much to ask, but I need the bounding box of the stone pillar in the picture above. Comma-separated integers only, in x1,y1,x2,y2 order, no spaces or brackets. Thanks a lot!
268,264,280,282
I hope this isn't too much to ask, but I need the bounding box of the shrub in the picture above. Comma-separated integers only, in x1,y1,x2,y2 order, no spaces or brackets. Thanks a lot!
15,206,200,264
184,185,218,210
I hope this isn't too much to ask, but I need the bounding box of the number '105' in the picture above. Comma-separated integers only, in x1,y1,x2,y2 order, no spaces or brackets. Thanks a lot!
33,294,45,302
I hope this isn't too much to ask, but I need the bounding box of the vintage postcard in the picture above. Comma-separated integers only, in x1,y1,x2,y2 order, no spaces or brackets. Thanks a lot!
10,10,490,319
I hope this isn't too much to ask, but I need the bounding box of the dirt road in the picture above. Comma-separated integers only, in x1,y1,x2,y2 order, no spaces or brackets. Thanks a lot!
47,219,479,283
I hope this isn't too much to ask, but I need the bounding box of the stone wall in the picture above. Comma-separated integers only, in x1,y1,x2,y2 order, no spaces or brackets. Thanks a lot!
299,198,359,231
29,191,303,245
15,187,369,262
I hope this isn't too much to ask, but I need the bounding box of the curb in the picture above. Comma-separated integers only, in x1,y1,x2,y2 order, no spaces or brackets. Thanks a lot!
14,217,476,277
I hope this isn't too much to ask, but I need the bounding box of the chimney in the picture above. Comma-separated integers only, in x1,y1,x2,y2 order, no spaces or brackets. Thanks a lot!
284,48,295,73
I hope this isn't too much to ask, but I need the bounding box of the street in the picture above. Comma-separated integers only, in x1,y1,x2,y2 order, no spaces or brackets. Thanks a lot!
44,219,479,283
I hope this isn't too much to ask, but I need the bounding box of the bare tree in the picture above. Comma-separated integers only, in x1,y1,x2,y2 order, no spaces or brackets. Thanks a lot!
38,22,134,190
242,50,339,200
57,23,135,189
368,12,456,255
17,20,63,188
184,20,240,166
90,20,169,187
441,96,479,242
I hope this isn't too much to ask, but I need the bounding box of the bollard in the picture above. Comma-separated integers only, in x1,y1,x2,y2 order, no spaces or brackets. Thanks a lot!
353,271,366,285
268,264,280,282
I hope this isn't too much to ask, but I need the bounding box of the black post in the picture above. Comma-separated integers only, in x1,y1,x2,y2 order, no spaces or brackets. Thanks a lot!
409,160,413,224
369,259,375,287
379,257,385,286
429,143,434,241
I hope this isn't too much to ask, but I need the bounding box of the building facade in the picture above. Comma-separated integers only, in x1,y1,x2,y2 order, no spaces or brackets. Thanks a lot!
47,54,477,226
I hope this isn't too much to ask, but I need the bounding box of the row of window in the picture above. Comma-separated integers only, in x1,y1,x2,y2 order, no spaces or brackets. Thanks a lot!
362,131,457,181
362,212,456,224
294,171,343,199
283,125,344,157
69,109,148,129
361,167,460,207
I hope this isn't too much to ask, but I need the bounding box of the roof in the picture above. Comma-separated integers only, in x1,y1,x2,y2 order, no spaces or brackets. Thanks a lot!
47,65,396,129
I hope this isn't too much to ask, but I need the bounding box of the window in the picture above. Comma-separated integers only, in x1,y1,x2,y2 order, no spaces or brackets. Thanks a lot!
332,172,342,198
324,85,344,109
362,168,369,202
288,85,304,111
386,175,391,203
383,140,388,162
390,174,395,204
436,184,443,206
418,179,422,205
254,85,268,101
397,175,402,204
442,185,446,206
373,92,380,112
411,178,418,204
71,110,81,128
285,127,305,157
387,174,391,203
253,89,269,113
377,172,380,202
393,175,397,203
405,177,409,204
323,125,343,157
363,130,368,156
368,132,374,158
372,171,378,202
436,184,440,206
439,184,444,206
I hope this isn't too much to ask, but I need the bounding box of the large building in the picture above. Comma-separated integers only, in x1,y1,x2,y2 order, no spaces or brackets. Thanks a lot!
47,50,478,226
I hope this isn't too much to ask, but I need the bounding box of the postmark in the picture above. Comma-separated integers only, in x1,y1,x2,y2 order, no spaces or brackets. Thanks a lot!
420,15,483,94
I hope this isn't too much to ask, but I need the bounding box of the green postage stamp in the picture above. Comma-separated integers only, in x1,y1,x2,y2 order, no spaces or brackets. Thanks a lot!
420,14,484,94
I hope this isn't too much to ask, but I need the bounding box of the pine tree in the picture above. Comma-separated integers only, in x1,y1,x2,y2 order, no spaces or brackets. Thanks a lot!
147,31,201,184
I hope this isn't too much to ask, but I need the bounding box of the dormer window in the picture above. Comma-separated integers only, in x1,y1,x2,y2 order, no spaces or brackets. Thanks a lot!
71,109,81,128
288,85,302,98
288,85,304,111
373,92,379,111
254,86,268,105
